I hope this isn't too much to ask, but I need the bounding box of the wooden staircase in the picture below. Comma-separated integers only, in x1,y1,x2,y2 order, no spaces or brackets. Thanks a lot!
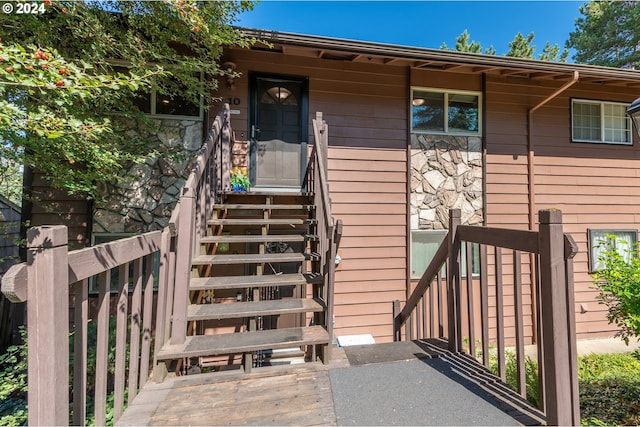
156,191,332,374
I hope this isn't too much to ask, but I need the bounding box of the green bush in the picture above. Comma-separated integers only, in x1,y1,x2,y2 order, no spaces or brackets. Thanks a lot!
486,349,539,408
0,317,130,426
0,327,27,426
579,352,640,426
592,237,640,344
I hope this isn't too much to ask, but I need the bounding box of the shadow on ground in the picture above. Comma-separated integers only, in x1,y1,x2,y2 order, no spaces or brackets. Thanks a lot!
330,339,543,426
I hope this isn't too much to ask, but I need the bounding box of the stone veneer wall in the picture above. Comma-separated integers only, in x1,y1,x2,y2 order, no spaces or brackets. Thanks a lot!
410,134,483,231
93,118,203,234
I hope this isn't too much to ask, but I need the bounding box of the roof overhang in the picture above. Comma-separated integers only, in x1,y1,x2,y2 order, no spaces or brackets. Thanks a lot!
239,28,640,89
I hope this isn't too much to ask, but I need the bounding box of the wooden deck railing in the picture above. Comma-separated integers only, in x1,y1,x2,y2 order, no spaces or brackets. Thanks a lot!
0,104,232,426
393,208,580,426
304,112,343,353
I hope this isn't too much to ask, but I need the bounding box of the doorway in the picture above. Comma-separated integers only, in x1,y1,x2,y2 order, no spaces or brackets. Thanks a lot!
249,74,308,189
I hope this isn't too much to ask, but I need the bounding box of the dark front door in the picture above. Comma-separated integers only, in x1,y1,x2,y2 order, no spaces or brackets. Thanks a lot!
250,75,307,188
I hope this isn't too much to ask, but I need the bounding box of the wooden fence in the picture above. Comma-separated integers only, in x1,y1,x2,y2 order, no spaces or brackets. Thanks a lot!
0,105,232,426
394,208,580,426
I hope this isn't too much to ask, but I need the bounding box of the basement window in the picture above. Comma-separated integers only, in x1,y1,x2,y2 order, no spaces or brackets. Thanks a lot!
411,88,481,135
411,230,479,279
588,229,638,273
572,99,632,145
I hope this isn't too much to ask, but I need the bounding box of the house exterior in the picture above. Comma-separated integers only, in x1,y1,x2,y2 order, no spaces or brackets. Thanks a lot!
27,28,640,344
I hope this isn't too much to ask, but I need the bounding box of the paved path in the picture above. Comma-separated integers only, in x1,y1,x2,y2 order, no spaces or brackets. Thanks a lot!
117,340,542,426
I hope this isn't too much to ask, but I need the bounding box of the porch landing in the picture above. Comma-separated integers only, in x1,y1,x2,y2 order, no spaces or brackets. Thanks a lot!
116,340,544,426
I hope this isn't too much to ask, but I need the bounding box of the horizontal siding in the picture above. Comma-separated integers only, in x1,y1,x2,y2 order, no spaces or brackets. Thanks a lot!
486,74,640,339
329,146,407,343
30,172,89,249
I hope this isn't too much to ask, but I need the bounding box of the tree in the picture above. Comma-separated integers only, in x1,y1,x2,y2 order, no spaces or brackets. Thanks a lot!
567,0,640,69
0,1,256,199
441,30,496,55
538,41,569,62
506,32,536,58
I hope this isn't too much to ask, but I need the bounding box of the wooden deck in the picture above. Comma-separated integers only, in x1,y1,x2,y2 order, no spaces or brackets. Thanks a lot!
117,351,349,426
117,341,545,426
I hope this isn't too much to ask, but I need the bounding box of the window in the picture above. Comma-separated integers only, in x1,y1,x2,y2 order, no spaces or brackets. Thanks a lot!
572,100,632,145
411,230,480,279
588,229,638,272
411,88,480,134
113,65,202,118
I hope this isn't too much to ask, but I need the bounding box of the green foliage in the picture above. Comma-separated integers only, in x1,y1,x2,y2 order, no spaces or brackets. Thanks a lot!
0,0,257,199
506,32,536,58
0,327,27,426
592,236,640,344
440,30,495,55
567,1,640,69
538,41,570,62
441,30,566,61
579,352,640,426
486,349,540,408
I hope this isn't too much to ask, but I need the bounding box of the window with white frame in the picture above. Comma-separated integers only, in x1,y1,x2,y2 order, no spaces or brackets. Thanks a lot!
588,229,638,273
411,230,479,279
572,99,632,145
411,88,481,135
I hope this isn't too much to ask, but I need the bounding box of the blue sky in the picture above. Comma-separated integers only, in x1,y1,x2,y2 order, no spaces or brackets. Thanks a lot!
237,1,585,60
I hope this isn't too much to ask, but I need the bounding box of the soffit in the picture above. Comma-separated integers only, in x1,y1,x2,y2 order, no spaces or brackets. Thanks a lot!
240,28,640,89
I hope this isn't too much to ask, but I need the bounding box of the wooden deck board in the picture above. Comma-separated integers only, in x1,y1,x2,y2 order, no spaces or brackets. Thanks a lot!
199,234,313,244
156,326,330,360
117,363,339,426
191,252,310,265
189,273,322,291
187,298,325,320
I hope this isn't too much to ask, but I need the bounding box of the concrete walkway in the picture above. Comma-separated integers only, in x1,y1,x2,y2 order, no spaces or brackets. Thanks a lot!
117,340,543,426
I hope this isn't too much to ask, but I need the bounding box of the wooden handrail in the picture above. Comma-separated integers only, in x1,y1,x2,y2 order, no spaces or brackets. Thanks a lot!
0,104,232,426
397,235,449,327
311,112,333,229
394,208,580,425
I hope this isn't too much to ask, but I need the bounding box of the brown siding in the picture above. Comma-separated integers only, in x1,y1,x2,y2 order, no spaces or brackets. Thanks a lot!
215,49,409,343
29,172,90,249
486,74,640,339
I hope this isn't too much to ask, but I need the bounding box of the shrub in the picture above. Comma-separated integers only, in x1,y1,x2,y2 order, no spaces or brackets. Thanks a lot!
579,352,640,426
0,327,27,426
592,237,640,344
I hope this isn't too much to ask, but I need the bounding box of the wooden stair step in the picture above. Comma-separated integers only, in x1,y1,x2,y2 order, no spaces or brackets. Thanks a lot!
221,191,311,197
156,326,329,360
189,273,323,291
213,204,314,211
207,218,316,226
187,298,325,321
200,234,316,244
192,252,317,266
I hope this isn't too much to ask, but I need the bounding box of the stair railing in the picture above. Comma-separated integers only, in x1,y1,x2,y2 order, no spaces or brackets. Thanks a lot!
393,208,579,426
0,104,232,426
304,112,343,357
160,103,231,351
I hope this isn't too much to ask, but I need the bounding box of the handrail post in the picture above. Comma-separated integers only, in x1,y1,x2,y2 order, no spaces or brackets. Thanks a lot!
447,209,461,352
538,209,574,426
27,225,69,426
393,300,401,341
171,187,196,345
220,103,231,193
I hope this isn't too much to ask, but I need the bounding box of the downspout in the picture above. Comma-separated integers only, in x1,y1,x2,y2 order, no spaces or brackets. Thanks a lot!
527,70,579,343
